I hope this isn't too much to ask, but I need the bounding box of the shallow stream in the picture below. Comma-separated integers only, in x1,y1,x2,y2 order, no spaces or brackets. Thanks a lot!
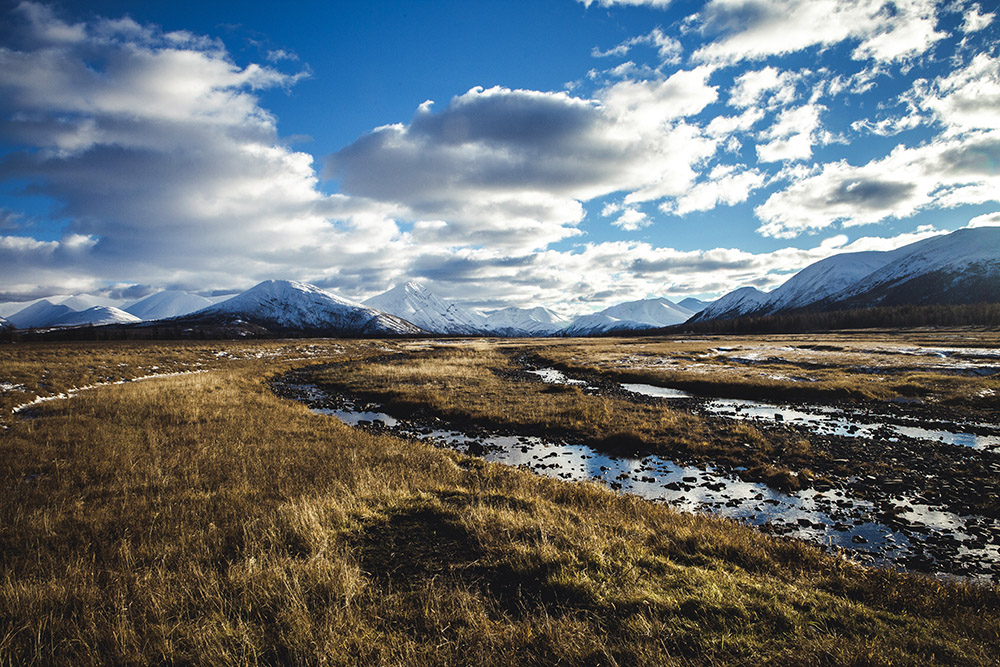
276,375,1000,580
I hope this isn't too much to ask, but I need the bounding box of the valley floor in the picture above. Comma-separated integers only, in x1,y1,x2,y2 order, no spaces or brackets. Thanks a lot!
0,335,998,665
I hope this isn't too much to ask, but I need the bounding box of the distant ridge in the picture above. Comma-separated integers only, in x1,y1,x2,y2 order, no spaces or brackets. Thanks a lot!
363,281,485,335
52,306,141,327
691,227,1000,324
125,290,214,320
564,298,694,336
483,306,569,336
178,279,424,335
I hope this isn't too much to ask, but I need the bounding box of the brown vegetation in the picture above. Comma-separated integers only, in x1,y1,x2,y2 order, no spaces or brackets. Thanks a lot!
1,339,998,665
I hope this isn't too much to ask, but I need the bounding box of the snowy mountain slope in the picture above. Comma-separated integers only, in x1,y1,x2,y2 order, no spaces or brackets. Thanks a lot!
692,227,1000,323
0,315,10,330
564,298,694,335
0,293,121,318
125,290,214,320
363,282,485,335
483,306,569,336
563,313,654,336
758,250,902,315
52,306,141,327
827,227,1000,308
7,300,77,329
59,294,123,311
678,297,712,313
688,287,770,323
187,280,423,335
0,296,68,318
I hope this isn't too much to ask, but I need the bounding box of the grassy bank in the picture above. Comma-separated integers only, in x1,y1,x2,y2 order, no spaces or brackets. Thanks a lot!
1,340,998,665
532,332,1000,421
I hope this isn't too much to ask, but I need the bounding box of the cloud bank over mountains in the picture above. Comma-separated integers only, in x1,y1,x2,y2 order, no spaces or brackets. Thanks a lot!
0,0,997,315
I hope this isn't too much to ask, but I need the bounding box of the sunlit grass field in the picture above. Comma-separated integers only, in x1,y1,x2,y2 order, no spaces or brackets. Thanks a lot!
1,337,998,665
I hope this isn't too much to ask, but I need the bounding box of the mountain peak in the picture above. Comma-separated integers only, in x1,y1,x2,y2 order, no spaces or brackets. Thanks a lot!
364,282,484,335
190,280,422,334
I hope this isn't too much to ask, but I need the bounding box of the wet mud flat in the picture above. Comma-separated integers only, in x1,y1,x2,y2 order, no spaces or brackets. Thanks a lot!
272,367,1000,581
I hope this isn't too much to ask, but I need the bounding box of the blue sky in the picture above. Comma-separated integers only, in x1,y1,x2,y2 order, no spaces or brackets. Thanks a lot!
0,0,998,314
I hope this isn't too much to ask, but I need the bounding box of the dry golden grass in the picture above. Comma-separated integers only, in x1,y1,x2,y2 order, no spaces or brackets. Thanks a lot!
529,332,1000,420
1,339,998,665
308,342,841,490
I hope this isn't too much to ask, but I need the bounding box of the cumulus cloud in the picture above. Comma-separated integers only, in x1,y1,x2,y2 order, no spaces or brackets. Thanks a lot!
913,53,1000,134
611,207,650,231
664,164,766,215
966,211,1000,228
1,0,994,312
729,66,801,108
692,0,946,65
328,71,721,247
755,131,1000,237
494,227,947,312
0,1,409,297
756,104,828,162
960,2,995,33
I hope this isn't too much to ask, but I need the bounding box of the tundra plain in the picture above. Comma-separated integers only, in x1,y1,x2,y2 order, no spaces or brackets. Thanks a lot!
1,333,999,665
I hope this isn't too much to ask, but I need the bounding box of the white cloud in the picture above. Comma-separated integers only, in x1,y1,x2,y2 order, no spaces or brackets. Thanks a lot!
612,207,650,230
966,211,1000,228
692,0,946,65
961,3,995,32
329,73,723,244
579,0,674,8
913,53,1000,134
600,66,718,128
266,49,299,62
0,2,409,296
729,66,801,108
755,131,1000,237
592,28,683,64
756,104,827,162
500,227,949,312
665,164,766,214
705,107,764,137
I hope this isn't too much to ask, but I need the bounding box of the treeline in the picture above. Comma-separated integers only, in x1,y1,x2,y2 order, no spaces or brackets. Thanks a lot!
661,302,1000,335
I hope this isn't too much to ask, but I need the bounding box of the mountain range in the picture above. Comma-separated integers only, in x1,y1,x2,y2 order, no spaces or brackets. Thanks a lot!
170,280,422,335
363,282,486,335
124,290,215,320
692,227,1000,323
3,226,997,336
562,298,695,336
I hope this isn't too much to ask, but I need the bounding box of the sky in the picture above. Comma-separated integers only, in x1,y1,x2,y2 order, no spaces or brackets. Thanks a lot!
0,0,998,315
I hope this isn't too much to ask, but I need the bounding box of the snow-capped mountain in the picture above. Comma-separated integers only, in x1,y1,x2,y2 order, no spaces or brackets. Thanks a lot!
677,297,712,313
760,251,901,314
363,281,485,335
829,227,1000,308
125,290,214,320
0,315,10,330
564,297,694,335
7,299,77,329
185,279,422,335
0,297,66,318
52,306,141,327
688,287,770,323
693,227,1000,322
0,293,122,318
483,306,569,336
59,294,123,311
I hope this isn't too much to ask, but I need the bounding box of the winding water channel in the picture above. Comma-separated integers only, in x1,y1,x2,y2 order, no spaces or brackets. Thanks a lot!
274,366,1000,581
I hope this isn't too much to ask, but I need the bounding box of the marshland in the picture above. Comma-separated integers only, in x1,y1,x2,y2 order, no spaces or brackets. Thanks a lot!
2,332,999,665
